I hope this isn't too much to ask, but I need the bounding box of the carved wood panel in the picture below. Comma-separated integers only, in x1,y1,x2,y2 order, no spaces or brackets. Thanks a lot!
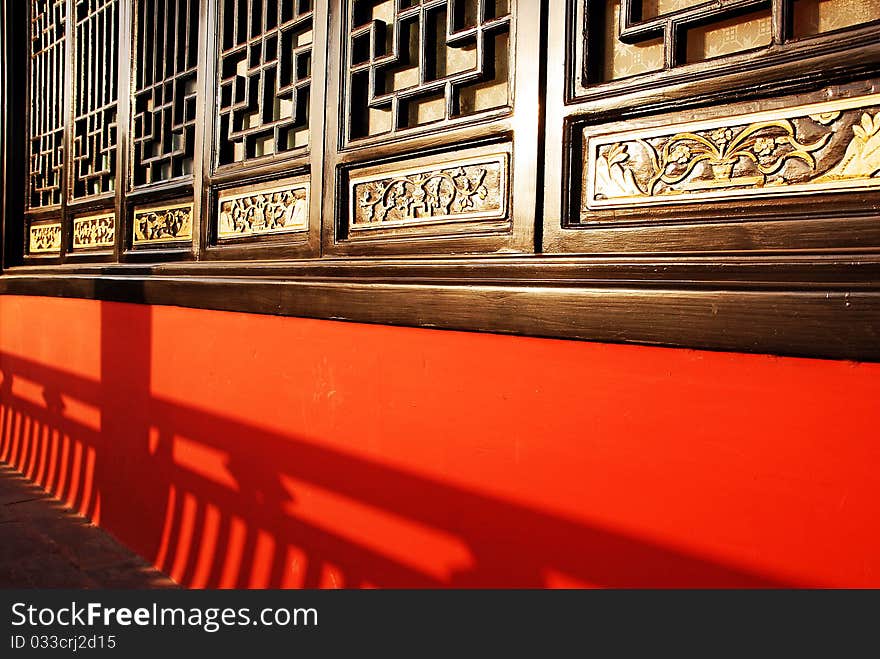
338,143,512,243
216,178,309,240
28,222,63,253
351,154,506,229
73,212,115,249
132,202,193,245
585,93,880,213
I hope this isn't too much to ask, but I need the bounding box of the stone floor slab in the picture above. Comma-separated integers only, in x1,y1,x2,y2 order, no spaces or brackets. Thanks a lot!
0,464,178,589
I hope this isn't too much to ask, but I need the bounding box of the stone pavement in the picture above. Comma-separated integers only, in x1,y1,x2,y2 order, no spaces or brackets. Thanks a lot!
0,464,178,588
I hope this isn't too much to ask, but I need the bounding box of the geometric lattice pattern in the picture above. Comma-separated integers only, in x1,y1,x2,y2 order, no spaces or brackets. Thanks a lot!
346,0,512,141
29,0,67,208
216,0,313,166
581,0,880,87
71,0,119,199
131,0,199,186
615,0,768,69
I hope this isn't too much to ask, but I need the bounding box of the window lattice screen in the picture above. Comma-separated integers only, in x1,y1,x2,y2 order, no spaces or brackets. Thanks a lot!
580,0,880,87
28,0,67,208
345,0,512,142
216,0,314,166
71,0,119,199
131,0,199,186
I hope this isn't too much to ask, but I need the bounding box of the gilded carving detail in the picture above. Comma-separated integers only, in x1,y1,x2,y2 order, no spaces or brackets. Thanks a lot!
132,203,193,245
73,212,115,249
586,94,880,210
217,182,309,240
29,223,62,254
816,111,880,181
351,155,507,229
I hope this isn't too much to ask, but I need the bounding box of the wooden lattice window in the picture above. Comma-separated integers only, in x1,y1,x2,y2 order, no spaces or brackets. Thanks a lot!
343,0,512,143
71,0,119,199
543,0,880,255
131,0,199,187
575,0,880,91
216,0,314,167
28,0,67,209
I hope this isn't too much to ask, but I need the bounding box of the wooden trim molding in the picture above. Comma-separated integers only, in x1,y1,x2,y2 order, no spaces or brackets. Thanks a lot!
1,254,879,362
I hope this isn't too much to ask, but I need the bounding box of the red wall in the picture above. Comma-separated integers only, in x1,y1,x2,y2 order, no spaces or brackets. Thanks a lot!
1,294,879,588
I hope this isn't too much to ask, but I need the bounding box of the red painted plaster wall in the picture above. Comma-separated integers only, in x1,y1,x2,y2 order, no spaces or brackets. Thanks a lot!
1,294,878,587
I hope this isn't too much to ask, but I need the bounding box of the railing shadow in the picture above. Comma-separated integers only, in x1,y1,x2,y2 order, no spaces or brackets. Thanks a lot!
0,300,795,588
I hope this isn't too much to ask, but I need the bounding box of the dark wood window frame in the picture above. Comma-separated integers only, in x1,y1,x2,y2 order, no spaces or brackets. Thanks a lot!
1,0,879,362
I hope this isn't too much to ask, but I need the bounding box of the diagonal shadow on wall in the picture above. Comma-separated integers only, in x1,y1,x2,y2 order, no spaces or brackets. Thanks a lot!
0,299,795,588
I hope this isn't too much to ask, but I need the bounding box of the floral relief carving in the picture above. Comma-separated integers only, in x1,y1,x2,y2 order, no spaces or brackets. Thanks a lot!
638,119,829,194
352,157,506,228
133,204,193,244
217,184,309,239
586,94,880,210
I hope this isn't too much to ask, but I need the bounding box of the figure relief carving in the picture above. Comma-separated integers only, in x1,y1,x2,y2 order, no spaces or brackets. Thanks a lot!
351,155,507,228
29,223,62,253
73,213,115,249
217,183,309,239
132,203,193,245
816,111,880,181
586,93,880,211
